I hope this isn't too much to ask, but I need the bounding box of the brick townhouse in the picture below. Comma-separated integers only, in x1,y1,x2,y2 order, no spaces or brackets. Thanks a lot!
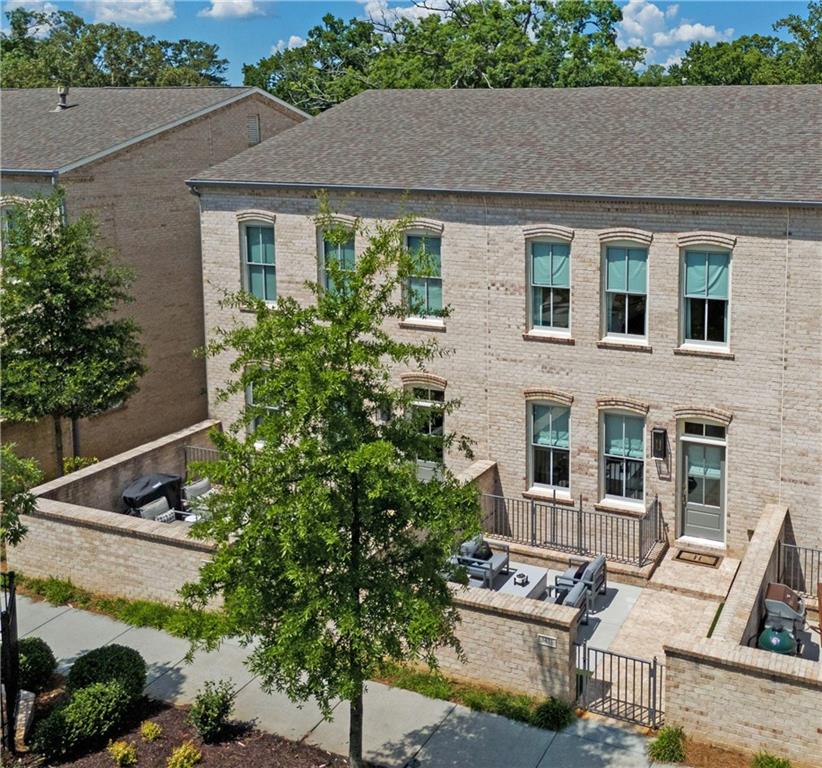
0,86,306,475
188,86,821,558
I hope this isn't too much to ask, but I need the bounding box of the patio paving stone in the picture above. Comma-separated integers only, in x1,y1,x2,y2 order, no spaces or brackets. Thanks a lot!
233,680,333,742
107,626,191,687
537,731,651,768
16,596,72,637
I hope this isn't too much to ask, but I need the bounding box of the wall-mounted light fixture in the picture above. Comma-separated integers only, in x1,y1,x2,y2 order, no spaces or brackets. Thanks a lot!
651,427,667,460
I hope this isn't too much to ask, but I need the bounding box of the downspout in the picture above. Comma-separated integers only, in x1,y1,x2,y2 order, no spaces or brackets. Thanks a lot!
777,207,790,506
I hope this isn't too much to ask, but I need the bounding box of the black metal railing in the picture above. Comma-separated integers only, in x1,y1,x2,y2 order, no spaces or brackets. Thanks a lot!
481,492,663,566
184,445,222,469
778,542,821,599
1,571,20,751
577,642,664,728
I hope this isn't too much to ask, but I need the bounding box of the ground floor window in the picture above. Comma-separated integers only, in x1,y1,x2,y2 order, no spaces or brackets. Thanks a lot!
602,412,645,501
530,403,570,490
411,386,444,463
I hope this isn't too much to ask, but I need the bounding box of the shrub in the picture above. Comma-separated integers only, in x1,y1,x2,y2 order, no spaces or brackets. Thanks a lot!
140,720,163,742
67,644,147,701
167,740,202,768
648,725,686,763
530,697,576,731
63,455,99,474
107,740,138,766
19,636,57,692
33,680,131,759
188,679,235,743
752,753,792,768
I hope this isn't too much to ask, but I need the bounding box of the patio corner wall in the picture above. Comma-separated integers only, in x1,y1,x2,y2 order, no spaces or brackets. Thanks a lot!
437,585,580,703
7,420,221,604
663,503,822,765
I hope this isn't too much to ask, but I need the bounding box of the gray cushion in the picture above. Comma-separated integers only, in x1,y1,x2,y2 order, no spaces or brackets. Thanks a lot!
184,478,212,500
459,534,483,558
138,497,170,520
563,581,587,608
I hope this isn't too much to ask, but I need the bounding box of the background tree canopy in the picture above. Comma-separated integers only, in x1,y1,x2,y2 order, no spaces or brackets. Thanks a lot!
0,8,228,87
1,1,819,107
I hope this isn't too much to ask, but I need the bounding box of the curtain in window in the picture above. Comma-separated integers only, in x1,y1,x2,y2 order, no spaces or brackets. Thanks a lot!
606,247,647,293
685,251,729,298
533,405,570,448
532,243,570,287
604,413,644,458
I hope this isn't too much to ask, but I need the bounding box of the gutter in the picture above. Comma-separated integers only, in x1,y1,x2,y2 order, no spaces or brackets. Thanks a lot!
0,168,58,177
183,178,822,209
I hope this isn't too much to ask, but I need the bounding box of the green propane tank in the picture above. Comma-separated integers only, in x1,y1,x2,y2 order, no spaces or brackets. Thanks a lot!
758,625,797,655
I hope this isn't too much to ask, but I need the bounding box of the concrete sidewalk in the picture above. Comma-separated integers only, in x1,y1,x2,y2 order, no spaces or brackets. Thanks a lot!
18,595,672,768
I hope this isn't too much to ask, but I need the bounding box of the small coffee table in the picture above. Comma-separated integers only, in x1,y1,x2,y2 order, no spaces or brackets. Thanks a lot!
496,563,548,600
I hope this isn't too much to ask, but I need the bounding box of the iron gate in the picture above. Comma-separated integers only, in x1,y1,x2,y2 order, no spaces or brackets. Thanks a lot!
576,642,664,728
1,571,20,751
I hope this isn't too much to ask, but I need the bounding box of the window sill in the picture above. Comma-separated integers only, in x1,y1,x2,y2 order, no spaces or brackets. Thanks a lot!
523,489,576,506
597,339,652,353
522,330,575,346
594,499,647,518
674,346,735,360
400,317,446,333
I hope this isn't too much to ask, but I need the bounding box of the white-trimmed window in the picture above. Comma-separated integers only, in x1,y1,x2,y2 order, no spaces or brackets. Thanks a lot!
529,403,570,492
321,232,356,293
602,412,645,501
529,241,570,331
411,386,444,464
682,249,730,346
603,245,647,339
0,203,19,250
406,234,442,317
245,382,277,432
242,224,276,302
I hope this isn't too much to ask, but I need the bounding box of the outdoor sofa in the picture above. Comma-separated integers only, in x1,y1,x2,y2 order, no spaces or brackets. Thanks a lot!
451,535,510,589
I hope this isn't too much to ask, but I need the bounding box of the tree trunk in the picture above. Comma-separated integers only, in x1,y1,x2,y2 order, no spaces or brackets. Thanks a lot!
348,681,364,768
71,417,80,460
53,415,64,477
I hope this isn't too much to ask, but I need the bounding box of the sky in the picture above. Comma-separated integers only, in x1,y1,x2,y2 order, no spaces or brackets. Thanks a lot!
1,0,809,84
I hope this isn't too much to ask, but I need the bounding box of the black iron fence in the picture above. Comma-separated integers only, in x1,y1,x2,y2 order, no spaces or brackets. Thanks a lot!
778,543,821,599
576,642,664,728
481,492,663,566
1,571,20,751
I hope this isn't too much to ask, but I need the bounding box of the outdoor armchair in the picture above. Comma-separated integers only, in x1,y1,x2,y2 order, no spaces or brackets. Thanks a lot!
452,535,510,589
555,554,607,611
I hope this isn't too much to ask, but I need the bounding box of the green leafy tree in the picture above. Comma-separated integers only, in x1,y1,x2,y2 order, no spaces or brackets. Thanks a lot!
0,190,146,476
0,8,228,87
0,443,42,548
182,207,480,768
244,1,645,114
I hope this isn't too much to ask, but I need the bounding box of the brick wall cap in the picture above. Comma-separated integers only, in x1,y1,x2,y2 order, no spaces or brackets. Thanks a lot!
524,388,574,406
450,583,580,629
598,227,653,246
522,224,574,242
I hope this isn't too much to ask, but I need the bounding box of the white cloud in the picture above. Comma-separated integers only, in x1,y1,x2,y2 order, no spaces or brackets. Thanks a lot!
199,0,263,18
360,0,449,26
1,1,59,36
271,34,305,54
79,0,175,24
617,0,733,64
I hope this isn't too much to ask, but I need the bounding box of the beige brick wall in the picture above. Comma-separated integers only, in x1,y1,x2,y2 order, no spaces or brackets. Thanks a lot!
438,585,580,701
198,188,822,558
0,96,304,475
665,637,822,767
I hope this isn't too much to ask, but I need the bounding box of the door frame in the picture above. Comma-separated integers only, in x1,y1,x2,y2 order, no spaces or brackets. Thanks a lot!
677,420,728,545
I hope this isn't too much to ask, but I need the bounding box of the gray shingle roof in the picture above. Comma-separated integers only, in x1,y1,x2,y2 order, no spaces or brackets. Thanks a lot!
192,86,822,205
0,87,270,172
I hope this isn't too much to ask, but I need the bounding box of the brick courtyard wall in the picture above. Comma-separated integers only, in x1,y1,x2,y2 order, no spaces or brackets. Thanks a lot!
35,420,220,513
665,637,822,767
197,188,822,558
438,585,580,702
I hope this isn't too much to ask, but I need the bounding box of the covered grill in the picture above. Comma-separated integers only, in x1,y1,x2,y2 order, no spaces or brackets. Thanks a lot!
121,473,182,515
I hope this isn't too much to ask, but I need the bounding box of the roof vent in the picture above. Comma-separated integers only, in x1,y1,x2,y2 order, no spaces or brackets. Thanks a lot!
247,114,261,146
53,85,71,112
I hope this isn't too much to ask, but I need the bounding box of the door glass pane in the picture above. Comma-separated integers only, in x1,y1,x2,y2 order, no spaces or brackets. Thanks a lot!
627,294,646,335
607,292,626,334
552,449,570,487
606,248,626,292
533,446,551,485
706,299,727,343
705,424,725,439
627,249,647,293
687,473,704,505
703,478,721,507
625,459,644,499
552,288,570,328
703,445,723,479
604,456,624,496
552,244,570,287
684,422,704,436
686,297,706,340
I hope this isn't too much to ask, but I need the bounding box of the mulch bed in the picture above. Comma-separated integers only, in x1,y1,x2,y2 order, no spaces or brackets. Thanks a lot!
685,737,754,768
6,699,347,768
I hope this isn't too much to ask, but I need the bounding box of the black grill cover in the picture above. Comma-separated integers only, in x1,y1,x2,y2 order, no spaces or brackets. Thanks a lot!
121,473,182,513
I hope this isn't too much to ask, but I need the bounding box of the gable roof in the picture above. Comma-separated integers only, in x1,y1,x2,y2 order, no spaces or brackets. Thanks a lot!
190,86,822,206
0,86,307,174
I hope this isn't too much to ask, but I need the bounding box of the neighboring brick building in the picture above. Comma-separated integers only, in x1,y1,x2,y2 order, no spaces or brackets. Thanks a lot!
0,86,306,475
189,86,821,558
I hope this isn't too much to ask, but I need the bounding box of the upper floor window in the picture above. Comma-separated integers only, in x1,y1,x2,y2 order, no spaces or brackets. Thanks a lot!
243,224,276,302
604,246,647,338
530,241,570,330
322,233,356,293
602,412,645,502
406,234,442,317
529,403,570,491
682,250,730,346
